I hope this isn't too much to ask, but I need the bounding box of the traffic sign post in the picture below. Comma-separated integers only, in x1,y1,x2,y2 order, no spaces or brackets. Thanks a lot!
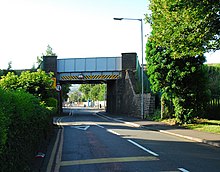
56,84,62,114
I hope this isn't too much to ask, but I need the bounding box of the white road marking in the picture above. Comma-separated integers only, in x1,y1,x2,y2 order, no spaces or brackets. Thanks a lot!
96,113,140,128
127,139,159,157
178,168,190,172
94,113,111,121
124,121,141,128
107,129,121,136
96,124,105,129
71,125,90,131
53,117,65,129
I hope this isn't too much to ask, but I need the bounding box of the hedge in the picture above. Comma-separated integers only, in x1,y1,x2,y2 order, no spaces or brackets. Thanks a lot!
0,88,52,171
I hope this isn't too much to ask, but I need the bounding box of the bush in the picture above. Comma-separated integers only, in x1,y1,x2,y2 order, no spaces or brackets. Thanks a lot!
45,97,58,115
45,97,57,108
0,88,52,171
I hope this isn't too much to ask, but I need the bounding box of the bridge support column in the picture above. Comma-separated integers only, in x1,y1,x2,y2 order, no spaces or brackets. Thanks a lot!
42,56,57,75
106,52,155,118
106,53,136,114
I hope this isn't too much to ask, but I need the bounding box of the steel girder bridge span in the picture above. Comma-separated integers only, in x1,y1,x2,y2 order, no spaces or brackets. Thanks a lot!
57,56,122,84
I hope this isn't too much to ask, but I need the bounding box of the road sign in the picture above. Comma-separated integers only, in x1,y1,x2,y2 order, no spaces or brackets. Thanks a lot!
56,84,62,92
52,77,56,89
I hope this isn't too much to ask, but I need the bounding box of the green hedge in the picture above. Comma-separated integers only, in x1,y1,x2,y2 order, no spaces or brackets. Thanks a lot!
0,88,52,171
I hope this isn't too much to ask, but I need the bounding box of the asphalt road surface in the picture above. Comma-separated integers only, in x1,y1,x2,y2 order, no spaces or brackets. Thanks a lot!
52,108,220,172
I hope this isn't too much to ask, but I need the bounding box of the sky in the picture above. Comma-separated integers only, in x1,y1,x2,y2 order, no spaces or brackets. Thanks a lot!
0,0,219,69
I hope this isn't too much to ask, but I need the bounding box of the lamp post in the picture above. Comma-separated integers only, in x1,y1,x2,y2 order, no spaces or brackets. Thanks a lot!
114,17,144,119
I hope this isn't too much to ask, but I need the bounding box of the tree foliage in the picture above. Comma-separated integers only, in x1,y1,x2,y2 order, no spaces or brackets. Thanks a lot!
146,40,210,122
69,90,82,102
79,84,106,101
205,64,220,96
0,70,54,101
145,0,218,123
37,44,57,67
147,0,220,58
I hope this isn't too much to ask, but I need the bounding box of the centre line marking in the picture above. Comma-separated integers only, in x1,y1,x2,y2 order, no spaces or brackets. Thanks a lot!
178,168,190,172
60,156,159,166
127,139,159,157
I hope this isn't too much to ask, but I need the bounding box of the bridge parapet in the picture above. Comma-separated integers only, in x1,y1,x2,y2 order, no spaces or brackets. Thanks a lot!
57,56,122,82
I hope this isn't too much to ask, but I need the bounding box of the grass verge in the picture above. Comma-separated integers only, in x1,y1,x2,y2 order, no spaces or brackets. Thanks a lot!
162,118,220,134
183,118,220,134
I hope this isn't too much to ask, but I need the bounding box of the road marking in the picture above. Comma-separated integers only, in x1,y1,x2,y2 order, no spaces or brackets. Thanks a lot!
96,113,140,128
54,117,65,129
46,129,61,172
47,116,66,172
94,113,111,121
71,125,90,131
124,121,140,128
127,139,159,157
60,156,159,166
107,129,121,136
96,124,105,129
54,128,64,172
178,168,190,172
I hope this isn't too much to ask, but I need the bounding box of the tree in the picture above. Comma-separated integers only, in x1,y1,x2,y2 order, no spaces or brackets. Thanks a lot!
205,64,220,96
79,84,92,101
0,72,19,90
69,91,82,102
145,0,218,123
146,39,210,123
7,61,12,70
147,0,220,58
45,45,56,56
0,70,54,101
79,84,106,102
36,44,57,67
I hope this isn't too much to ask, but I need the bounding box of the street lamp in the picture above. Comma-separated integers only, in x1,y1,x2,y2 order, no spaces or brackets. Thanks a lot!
114,17,144,119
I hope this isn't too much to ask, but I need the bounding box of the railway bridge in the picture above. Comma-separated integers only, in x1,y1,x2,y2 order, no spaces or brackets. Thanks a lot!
42,53,155,118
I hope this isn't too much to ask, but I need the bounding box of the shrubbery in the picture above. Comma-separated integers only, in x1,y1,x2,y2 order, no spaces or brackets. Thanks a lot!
0,88,52,171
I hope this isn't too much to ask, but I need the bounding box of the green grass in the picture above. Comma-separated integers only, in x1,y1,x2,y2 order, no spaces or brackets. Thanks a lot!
183,119,220,134
161,118,220,134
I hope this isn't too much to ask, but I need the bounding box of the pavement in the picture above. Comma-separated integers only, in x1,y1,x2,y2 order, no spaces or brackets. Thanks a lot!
98,112,220,148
